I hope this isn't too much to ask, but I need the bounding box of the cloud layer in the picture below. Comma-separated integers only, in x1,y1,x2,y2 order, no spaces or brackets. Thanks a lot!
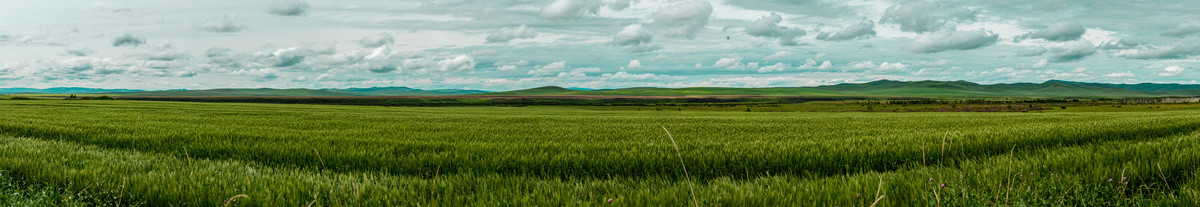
1,0,1198,90
268,0,310,16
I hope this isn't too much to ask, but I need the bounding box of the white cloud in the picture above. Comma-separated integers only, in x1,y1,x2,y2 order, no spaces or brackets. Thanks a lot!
745,13,805,46
651,54,669,62
133,44,191,62
176,70,198,78
652,1,712,39
196,15,246,33
611,24,659,52
487,25,538,43
1119,44,1200,60
816,20,876,41
494,60,529,71
1031,59,1048,69
359,33,395,48
1016,47,1049,57
914,60,950,68
612,24,652,46
849,60,876,69
973,66,1089,81
34,57,132,78
625,45,662,53
529,61,568,75
232,68,280,80
757,63,789,73
713,57,743,69
1159,66,1186,77
602,71,670,81
63,47,95,56
1019,21,1086,42
268,0,310,16
1049,40,1097,62
363,45,392,60
1163,22,1200,37
879,2,976,33
112,33,144,47
269,47,308,67
621,60,642,70
850,60,910,73
1098,38,1141,50
818,61,833,70
1103,71,1135,78
573,67,601,73
542,61,567,70
402,58,436,70
436,55,476,72
874,62,910,73
797,58,821,69
557,71,587,78
910,28,998,53
765,51,791,60
608,0,633,10
542,0,598,20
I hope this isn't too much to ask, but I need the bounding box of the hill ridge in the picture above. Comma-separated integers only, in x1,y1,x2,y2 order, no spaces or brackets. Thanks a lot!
7,80,1200,97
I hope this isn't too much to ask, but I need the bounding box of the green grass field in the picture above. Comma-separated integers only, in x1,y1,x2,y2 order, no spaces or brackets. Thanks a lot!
0,100,1198,206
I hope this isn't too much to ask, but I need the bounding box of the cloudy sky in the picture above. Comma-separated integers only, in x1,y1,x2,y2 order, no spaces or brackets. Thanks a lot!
1,0,1199,90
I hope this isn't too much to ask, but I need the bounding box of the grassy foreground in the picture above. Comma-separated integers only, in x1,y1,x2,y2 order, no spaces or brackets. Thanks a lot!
0,100,1197,206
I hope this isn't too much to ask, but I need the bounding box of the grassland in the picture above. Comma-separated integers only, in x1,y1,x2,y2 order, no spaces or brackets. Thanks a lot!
481,80,1200,97
12,79,1200,98
0,100,1197,206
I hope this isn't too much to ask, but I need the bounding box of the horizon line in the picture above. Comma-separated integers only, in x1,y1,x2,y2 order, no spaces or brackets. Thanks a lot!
3,79,1199,91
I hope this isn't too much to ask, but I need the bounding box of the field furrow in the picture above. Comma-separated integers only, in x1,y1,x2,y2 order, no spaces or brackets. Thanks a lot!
0,125,1196,206
0,101,1198,180
1,100,1198,206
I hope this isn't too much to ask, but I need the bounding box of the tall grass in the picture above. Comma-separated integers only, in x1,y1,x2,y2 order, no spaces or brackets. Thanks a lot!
661,127,698,207
0,100,1196,205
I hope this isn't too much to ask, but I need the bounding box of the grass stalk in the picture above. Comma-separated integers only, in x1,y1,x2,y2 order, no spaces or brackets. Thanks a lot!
223,194,249,206
314,149,326,172
662,127,699,207
871,176,886,207
1157,163,1171,189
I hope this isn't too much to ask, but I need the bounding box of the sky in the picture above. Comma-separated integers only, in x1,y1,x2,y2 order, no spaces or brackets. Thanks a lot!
0,0,1199,91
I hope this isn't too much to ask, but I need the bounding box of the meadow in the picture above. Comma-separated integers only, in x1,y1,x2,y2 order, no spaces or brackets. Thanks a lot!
0,99,1197,206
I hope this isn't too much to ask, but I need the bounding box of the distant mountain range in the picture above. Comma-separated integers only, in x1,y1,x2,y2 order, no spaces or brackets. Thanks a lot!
480,80,1200,97
5,80,1200,97
0,87,145,94
0,87,487,97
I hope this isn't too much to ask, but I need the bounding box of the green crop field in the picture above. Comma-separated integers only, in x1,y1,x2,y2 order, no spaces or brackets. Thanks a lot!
0,100,1198,206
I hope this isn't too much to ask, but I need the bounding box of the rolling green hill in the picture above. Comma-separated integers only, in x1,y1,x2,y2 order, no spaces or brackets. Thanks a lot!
325,87,488,96
480,80,1200,97
18,80,1200,97
112,87,489,97
0,87,144,94
114,88,365,97
476,86,582,95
